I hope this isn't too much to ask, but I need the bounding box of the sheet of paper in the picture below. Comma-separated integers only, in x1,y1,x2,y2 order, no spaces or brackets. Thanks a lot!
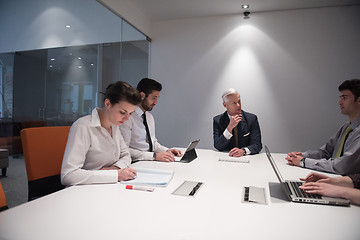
219,157,250,163
121,168,174,187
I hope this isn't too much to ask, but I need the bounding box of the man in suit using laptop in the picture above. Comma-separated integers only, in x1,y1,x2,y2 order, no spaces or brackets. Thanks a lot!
286,79,360,175
213,89,262,157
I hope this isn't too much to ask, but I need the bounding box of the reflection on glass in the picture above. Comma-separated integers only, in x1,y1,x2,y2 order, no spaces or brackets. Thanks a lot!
0,31,150,154
46,45,98,122
0,53,14,119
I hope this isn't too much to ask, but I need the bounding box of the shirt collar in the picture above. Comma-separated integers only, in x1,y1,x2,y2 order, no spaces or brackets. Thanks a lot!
90,108,102,127
226,110,243,120
135,105,145,117
350,117,360,130
226,112,231,119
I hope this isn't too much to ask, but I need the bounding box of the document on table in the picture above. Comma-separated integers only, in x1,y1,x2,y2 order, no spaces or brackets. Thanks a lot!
219,156,250,163
121,168,174,187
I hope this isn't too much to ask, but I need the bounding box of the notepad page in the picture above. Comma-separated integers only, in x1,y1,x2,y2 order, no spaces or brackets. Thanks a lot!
121,168,174,186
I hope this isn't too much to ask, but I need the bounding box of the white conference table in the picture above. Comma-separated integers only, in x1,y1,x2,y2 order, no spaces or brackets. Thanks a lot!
0,149,359,240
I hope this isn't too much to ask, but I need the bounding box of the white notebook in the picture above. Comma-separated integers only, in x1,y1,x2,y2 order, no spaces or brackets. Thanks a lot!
121,168,174,187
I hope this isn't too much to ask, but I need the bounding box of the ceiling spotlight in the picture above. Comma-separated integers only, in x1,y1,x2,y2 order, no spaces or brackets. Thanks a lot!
50,58,55,61
78,57,82,60
242,4,250,9
78,66,82,69
65,25,71,28
243,11,250,19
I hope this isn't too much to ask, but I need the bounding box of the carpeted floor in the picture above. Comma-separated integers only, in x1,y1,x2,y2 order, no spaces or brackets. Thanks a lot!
0,155,28,208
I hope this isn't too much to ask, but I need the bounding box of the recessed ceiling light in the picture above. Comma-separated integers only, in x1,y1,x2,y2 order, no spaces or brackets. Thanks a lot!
78,66,82,69
90,63,94,66
49,65,53,68
50,58,55,61
242,4,250,9
78,57,82,60
65,25,71,28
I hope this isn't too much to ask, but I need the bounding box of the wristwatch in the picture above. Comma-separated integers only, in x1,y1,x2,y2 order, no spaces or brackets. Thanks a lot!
299,158,306,168
153,152,157,160
242,148,248,156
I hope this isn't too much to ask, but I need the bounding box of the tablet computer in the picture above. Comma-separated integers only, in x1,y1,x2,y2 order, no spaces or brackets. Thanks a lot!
175,139,200,163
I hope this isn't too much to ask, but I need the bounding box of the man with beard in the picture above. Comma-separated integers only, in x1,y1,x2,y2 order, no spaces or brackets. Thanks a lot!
213,89,262,157
120,78,182,162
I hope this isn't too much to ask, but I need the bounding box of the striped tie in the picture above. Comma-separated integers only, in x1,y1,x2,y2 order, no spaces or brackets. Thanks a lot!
233,127,239,148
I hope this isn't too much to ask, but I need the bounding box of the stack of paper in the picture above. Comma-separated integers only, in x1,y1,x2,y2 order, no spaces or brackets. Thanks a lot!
121,168,174,187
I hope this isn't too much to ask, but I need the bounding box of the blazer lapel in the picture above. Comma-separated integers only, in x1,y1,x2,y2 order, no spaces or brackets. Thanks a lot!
222,111,230,129
240,111,247,134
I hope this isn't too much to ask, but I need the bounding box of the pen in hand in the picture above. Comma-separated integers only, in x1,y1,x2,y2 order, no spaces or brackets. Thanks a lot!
123,161,137,178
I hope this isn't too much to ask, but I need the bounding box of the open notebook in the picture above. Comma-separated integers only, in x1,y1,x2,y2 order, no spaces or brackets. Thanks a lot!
121,168,174,187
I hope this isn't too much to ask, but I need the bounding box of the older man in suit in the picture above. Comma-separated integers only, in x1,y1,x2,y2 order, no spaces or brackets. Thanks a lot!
213,89,262,157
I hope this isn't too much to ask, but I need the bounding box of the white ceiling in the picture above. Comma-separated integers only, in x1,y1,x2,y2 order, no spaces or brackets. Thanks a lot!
130,0,360,21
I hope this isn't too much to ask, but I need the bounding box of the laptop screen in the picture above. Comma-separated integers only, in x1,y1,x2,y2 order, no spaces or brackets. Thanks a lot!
265,145,293,200
265,145,285,183
184,139,200,154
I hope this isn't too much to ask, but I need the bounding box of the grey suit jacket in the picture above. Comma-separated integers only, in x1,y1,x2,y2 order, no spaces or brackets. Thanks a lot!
303,118,360,175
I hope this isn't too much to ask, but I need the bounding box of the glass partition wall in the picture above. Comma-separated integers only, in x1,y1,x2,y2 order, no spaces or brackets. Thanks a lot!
0,1,150,153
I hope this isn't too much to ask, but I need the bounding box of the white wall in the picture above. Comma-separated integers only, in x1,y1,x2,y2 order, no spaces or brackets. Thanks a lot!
98,0,152,37
150,6,360,153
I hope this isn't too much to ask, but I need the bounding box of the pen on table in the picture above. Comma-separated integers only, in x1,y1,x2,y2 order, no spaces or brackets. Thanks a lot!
126,185,154,192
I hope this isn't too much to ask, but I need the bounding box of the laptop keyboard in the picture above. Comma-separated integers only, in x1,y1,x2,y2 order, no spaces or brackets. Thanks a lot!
290,181,321,199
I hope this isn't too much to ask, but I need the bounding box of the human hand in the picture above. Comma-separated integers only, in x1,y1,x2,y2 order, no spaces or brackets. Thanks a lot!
227,114,242,132
285,152,303,167
117,167,137,181
286,152,303,159
300,172,330,183
299,182,346,198
229,147,244,157
300,173,354,188
318,176,354,188
168,148,182,157
155,151,175,162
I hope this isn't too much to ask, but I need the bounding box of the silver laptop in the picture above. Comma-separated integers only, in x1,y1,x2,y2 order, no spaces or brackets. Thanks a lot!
265,145,350,206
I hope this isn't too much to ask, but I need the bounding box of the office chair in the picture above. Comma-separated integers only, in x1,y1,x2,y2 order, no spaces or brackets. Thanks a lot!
0,181,8,211
21,126,70,201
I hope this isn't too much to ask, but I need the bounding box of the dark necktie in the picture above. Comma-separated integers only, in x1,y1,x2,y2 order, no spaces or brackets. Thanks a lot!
142,113,153,152
233,126,239,148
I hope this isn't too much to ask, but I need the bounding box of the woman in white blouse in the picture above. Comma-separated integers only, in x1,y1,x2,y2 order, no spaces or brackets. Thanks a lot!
61,81,141,186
